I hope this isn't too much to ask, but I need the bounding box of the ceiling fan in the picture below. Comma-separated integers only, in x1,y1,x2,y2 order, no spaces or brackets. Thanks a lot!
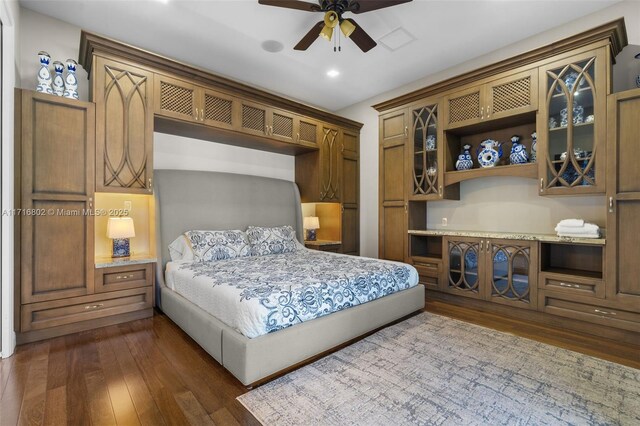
258,0,413,52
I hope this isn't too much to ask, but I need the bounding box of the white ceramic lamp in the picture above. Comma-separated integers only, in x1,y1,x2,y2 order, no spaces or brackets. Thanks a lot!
303,216,320,241
107,217,135,258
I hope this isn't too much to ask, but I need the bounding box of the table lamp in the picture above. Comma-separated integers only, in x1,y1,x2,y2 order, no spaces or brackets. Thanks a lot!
107,217,135,257
303,216,320,241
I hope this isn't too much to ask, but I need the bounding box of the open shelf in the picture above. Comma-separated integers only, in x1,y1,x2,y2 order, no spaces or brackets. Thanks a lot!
540,242,603,279
410,235,443,259
444,163,537,185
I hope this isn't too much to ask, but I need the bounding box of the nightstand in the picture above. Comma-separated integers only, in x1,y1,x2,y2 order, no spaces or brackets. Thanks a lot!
304,240,342,253
95,255,156,305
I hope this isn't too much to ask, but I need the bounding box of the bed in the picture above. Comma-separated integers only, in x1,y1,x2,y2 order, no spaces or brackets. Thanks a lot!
154,170,425,386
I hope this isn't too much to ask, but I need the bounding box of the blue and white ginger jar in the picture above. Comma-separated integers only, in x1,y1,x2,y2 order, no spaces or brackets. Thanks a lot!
426,134,436,151
455,144,473,171
36,51,53,94
477,139,502,168
63,59,79,100
509,135,529,165
530,132,537,163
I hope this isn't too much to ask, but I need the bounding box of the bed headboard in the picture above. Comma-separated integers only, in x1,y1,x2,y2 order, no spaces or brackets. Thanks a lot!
153,169,303,289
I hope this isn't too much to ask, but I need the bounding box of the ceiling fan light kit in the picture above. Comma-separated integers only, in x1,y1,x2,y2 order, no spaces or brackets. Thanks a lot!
258,0,413,52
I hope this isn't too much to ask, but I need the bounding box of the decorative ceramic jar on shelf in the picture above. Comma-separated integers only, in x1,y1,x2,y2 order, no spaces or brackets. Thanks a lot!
455,145,473,171
530,132,537,163
63,59,79,100
560,103,584,127
36,51,53,94
426,134,436,151
509,135,529,165
477,139,502,168
52,61,65,97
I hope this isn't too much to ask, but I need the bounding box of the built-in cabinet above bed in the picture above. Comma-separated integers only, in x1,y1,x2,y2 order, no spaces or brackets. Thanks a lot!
377,19,639,344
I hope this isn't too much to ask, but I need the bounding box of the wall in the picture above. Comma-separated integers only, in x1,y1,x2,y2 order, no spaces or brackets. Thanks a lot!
337,0,640,258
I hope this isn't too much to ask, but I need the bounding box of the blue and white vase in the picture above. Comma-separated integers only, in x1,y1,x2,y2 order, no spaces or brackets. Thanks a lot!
477,139,502,168
560,103,584,127
63,59,79,100
36,51,53,94
530,132,537,163
509,135,529,165
52,61,65,96
455,144,473,171
426,134,436,151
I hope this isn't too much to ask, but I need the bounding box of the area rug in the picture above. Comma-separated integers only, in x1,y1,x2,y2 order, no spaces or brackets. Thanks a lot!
237,312,640,425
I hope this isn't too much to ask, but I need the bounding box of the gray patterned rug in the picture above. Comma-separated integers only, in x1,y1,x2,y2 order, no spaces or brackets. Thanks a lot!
237,312,640,425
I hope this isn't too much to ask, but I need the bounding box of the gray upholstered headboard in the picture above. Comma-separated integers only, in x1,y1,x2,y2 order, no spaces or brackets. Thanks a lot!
153,169,303,290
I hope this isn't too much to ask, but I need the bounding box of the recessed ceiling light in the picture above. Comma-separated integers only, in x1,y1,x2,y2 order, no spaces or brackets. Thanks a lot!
327,69,340,78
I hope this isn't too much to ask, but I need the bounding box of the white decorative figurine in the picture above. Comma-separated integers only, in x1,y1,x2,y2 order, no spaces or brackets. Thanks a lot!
52,61,65,96
63,59,79,100
36,51,53,94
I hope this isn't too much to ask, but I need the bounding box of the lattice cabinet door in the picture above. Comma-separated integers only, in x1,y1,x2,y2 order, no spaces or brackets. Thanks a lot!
319,125,340,201
486,69,538,121
443,237,484,299
94,57,154,193
154,74,199,123
538,48,607,195
484,239,538,310
295,117,321,148
444,86,483,129
270,108,295,143
240,100,269,137
202,88,235,130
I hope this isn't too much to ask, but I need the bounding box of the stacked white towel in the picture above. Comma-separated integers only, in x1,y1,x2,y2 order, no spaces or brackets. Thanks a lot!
555,219,600,238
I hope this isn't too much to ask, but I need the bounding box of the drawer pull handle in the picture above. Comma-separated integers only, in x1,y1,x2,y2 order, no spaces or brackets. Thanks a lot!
115,274,134,280
84,304,104,310
594,309,616,316
559,282,582,289
425,264,436,268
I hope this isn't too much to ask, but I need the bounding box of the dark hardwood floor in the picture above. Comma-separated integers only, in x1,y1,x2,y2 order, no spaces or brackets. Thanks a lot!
1,300,638,425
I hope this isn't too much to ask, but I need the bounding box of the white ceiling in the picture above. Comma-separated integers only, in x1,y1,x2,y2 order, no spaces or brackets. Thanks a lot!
20,0,620,111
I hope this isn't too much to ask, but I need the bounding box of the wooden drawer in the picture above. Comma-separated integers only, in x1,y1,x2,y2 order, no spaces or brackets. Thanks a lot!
95,263,154,293
21,287,153,332
539,273,604,298
413,260,441,290
539,291,640,333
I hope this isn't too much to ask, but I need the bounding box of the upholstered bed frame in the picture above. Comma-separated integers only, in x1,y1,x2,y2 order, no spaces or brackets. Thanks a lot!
154,170,425,386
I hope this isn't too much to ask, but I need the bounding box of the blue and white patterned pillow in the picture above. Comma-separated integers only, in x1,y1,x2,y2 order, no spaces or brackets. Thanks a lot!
246,225,298,256
184,230,250,262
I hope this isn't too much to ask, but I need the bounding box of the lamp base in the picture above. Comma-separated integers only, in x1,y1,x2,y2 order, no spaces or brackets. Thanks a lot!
112,238,131,258
305,229,317,241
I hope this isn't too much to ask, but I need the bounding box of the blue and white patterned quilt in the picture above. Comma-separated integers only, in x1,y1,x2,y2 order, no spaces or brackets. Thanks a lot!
165,249,419,338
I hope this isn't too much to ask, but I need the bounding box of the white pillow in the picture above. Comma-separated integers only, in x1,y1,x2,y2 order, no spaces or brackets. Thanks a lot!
168,235,195,261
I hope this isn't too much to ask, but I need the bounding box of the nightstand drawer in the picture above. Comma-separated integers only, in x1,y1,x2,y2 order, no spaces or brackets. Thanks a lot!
21,287,153,332
96,264,153,293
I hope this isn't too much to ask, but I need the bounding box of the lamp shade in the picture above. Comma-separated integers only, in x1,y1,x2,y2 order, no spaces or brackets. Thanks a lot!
107,217,136,239
303,216,320,230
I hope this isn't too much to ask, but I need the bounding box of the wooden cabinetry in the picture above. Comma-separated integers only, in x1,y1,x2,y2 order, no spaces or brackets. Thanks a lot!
538,47,607,195
379,109,409,261
94,56,154,193
444,69,538,129
606,88,640,313
17,91,95,305
443,237,537,309
340,129,359,255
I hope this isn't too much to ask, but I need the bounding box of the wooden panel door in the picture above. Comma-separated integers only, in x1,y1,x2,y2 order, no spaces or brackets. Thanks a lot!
295,117,320,148
340,129,359,255
538,47,607,195
270,108,296,143
485,69,538,121
443,237,483,299
240,99,269,137
443,85,483,129
154,74,199,122
95,57,153,193
484,239,538,310
18,90,95,304
319,124,340,201
379,109,408,261
606,88,640,312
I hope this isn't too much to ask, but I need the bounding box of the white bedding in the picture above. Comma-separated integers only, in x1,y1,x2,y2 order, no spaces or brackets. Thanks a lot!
165,248,419,338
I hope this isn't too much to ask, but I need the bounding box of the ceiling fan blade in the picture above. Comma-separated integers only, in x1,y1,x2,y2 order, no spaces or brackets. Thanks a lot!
349,0,413,14
294,21,325,50
345,19,376,52
258,0,321,12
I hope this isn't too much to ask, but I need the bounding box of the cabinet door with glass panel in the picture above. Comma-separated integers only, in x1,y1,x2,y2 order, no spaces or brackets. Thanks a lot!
443,237,484,299
538,47,608,195
408,100,455,200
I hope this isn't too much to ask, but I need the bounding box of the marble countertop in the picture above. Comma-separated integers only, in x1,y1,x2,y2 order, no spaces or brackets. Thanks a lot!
95,254,157,269
408,229,606,245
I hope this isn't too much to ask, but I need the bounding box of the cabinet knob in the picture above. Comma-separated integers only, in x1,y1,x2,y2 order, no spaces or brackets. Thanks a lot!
404,126,408,136
194,107,199,120
608,196,614,212
148,178,153,192
200,109,204,121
